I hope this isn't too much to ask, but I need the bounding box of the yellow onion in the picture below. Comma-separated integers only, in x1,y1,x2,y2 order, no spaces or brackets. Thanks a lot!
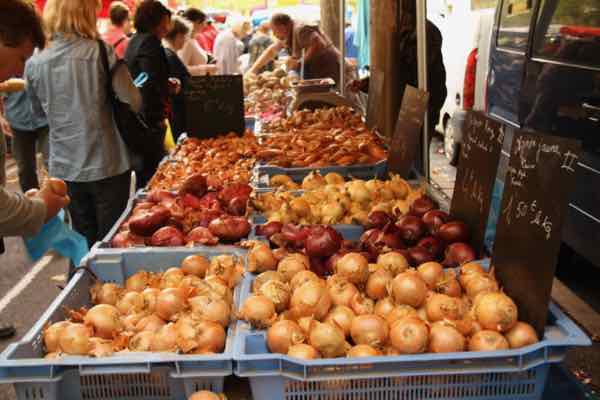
366,269,393,300
328,278,359,308
350,314,388,349
377,252,410,276
205,276,234,305
374,297,396,320
474,292,518,332
160,267,185,289
309,321,347,358
288,343,320,359
193,320,227,354
278,254,309,282
125,271,150,293
323,306,355,338
135,314,166,333
44,321,72,353
390,270,428,308
435,270,463,298
461,272,499,299
290,280,332,321
59,323,92,355
88,338,114,358
347,344,381,358
152,323,179,352
239,295,277,328
505,322,539,349
91,282,122,305
207,255,243,288
156,288,188,321
248,243,278,273
116,291,145,315
180,254,210,277
142,288,160,313
188,391,225,400
468,330,510,351
417,262,444,289
189,295,231,327
386,305,418,325
429,322,466,353
252,271,285,293
266,320,305,354
84,304,123,339
350,292,374,316
290,270,321,292
335,253,369,285
389,317,429,354
425,293,466,322
130,331,155,352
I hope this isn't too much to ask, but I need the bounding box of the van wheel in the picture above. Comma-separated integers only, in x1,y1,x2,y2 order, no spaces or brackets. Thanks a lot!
444,121,460,166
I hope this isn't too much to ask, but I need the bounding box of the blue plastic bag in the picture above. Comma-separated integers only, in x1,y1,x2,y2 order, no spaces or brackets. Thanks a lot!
25,210,89,266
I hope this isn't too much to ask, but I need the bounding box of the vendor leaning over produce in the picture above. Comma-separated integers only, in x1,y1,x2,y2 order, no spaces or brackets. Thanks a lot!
247,13,349,85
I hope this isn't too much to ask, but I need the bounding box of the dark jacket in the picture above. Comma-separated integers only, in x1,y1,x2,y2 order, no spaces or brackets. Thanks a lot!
164,48,190,142
124,33,170,128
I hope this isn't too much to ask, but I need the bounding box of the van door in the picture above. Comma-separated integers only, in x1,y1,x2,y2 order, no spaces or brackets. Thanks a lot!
487,0,535,125
520,0,600,266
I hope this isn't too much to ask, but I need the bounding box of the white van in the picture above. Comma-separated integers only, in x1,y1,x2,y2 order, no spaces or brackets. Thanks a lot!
428,0,497,165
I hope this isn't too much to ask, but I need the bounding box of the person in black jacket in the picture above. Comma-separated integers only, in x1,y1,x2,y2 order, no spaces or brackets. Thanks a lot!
164,16,192,143
124,0,180,187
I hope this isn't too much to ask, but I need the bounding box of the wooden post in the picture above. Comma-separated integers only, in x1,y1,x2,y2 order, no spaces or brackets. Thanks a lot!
369,0,402,138
320,0,342,49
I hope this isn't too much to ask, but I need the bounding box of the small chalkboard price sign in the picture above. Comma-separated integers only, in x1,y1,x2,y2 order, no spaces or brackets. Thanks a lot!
492,131,581,336
450,112,505,254
184,75,245,138
366,69,385,131
388,85,429,177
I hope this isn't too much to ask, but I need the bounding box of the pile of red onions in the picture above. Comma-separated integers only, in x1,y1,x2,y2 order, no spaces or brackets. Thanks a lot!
43,254,243,359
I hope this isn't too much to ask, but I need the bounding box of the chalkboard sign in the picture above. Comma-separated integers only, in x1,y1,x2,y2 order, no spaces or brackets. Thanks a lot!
388,85,429,178
366,69,385,131
492,131,581,336
184,75,245,138
450,112,505,254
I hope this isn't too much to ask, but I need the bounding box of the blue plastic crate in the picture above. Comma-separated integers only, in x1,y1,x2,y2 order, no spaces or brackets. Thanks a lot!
0,249,244,400
252,160,388,189
96,192,250,254
245,117,256,132
233,274,591,400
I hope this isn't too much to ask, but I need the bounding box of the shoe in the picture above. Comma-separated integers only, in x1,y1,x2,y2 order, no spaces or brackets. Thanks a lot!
0,325,16,339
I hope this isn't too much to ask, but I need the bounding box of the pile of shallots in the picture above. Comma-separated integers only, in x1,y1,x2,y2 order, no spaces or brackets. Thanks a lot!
240,245,539,359
43,254,243,358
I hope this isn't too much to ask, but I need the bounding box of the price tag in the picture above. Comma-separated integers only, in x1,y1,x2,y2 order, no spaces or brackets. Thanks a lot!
492,131,581,336
388,85,429,177
184,75,245,138
450,112,505,254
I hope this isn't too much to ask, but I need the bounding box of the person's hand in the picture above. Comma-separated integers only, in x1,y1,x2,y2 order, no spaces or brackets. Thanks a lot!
168,78,181,95
37,178,70,222
0,114,12,137
286,57,300,71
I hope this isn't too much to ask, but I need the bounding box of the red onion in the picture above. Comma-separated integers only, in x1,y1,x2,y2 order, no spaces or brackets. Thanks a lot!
381,223,406,250
281,224,310,245
181,193,203,210
436,221,470,244
228,196,247,216
305,226,343,258
365,211,392,230
147,190,176,204
309,256,331,277
195,210,223,228
178,173,207,198
359,229,383,256
186,227,219,246
396,215,426,245
325,251,350,274
443,243,476,267
396,249,414,266
422,210,451,235
408,246,436,265
208,216,251,241
417,236,445,258
409,196,437,217
150,226,185,247
256,221,283,238
197,192,221,211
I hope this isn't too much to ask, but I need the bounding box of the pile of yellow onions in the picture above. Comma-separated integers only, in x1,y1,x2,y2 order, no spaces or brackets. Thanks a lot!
238,253,539,359
251,173,420,226
188,390,227,400
43,254,244,359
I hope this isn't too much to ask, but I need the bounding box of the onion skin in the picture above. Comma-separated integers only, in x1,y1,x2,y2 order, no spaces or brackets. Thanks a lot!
278,254,309,282
425,294,465,322
389,317,429,354
59,323,92,355
468,330,510,351
328,278,359,308
442,243,477,268
350,314,389,349
156,288,188,321
266,320,306,354
365,211,392,230
290,280,332,321
374,297,396,320
347,344,382,358
366,269,392,300
396,215,426,245
239,295,277,329
436,221,470,244
84,304,122,339
259,280,291,313
334,253,369,285
350,292,375,316
429,323,466,353
248,243,278,273
324,306,356,338
288,344,321,359
377,252,410,275
253,271,285,293
309,321,347,358
422,210,450,235
474,292,518,332
390,271,429,308
181,255,210,277
435,271,463,298
290,270,321,292
386,305,418,326
44,321,72,353
417,262,444,289
505,322,539,349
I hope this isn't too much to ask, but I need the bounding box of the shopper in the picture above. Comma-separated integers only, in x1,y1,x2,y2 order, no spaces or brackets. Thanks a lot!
26,0,141,247
125,0,179,187
102,1,132,59
213,18,252,75
1,86,49,193
0,0,70,339
164,16,191,142
248,21,274,73
247,13,346,84
178,8,217,76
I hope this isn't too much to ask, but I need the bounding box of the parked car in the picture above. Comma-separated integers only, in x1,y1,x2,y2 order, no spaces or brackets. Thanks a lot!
487,0,600,267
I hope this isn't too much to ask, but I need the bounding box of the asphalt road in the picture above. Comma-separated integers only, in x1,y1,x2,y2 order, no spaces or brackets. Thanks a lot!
0,144,597,400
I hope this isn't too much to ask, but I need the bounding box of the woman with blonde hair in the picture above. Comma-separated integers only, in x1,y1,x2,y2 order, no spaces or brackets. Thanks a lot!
25,0,141,246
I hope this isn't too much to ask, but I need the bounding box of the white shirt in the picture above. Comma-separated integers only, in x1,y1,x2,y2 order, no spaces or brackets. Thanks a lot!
177,37,213,76
213,30,242,75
